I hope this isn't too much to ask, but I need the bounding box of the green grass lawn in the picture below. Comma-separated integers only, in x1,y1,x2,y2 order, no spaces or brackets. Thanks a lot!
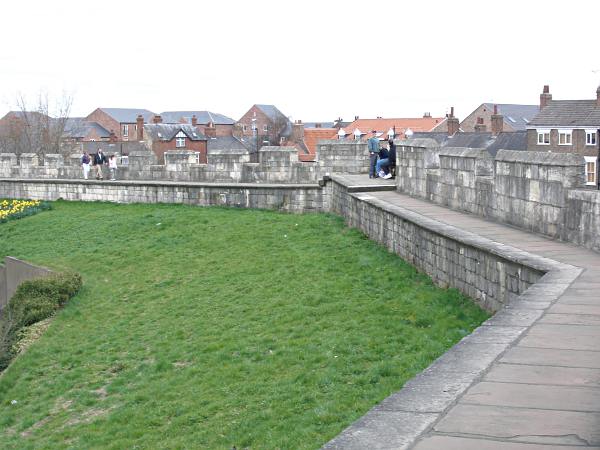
0,201,489,449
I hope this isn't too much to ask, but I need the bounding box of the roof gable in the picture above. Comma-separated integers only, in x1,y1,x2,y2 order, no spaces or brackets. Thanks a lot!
143,123,207,141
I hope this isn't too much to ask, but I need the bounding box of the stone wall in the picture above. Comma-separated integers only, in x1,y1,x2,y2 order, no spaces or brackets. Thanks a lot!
0,140,371,186
330,177,543,312
397,141,600,252
0,257,53,310
0,179,330,214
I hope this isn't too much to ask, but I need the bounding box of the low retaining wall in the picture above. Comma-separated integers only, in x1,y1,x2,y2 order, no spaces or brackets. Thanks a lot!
331,176,543,312
0,257,52,310
0,178,330,213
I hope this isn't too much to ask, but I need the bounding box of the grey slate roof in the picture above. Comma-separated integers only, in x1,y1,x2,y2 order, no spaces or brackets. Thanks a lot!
410,131,527,157
159,111,235,125
303,122,336,128
528,100,600,127
99,108,155,123
64,118,110,139
255,104,287,122
207,136,252,151
483,103,539,130
143,124,207,141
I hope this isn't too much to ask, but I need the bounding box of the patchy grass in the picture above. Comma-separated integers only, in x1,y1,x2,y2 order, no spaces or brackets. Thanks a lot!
0,201,488,449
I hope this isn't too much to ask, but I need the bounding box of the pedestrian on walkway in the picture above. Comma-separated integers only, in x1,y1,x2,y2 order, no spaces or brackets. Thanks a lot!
93,148,107,180
108,154,118,180
81,151,91,179
368,131,380,179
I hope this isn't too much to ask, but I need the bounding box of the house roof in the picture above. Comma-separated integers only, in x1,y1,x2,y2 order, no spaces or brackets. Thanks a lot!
64,118,110,139
528,100,600,127
302,122,336,129
255,104,288,123
303,128,338,155
483,103,539,130
143,124,207,141
159,111,235,125
207,135,252,151
408,130,528,157
98,108,155,123
341,117,445,140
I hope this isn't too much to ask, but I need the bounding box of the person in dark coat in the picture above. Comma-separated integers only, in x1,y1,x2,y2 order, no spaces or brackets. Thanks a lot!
93,149,107,180
376,139,396,179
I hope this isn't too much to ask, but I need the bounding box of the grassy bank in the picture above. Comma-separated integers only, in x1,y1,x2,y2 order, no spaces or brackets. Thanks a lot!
0,201,488,449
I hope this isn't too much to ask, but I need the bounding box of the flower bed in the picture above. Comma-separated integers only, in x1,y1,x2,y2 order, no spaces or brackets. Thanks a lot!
0,199,51,223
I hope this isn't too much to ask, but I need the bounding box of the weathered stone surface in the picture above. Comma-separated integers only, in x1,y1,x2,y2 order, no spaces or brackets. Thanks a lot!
485,363,600,386
435,404,600,446
519,324,600,351
501,347,600,369
414,435,600,450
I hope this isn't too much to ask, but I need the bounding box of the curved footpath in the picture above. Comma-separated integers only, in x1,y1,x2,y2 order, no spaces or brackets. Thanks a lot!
324,176,600,449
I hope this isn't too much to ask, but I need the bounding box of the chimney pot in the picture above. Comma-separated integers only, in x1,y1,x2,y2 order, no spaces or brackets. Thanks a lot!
491,105,504,136
596,85,600,107
153,115,162,124
540,85,552,110
191,114,197,126
543,85,550,94
204,122,216,138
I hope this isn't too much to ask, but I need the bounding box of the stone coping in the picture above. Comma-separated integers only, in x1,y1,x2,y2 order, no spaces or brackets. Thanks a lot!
0,178,323,190
323,177,583,449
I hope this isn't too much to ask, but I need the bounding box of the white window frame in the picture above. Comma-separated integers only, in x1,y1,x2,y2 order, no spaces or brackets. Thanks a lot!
175,130,186,148
585,129,597,146
537,129,550,145
263,124,268,132
123,124,129,137
558,130,572,146
584,156,597,186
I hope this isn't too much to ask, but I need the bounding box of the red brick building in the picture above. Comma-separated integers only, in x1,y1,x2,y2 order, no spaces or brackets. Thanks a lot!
237,104,292,149
85,108,155,141
139,115,208,164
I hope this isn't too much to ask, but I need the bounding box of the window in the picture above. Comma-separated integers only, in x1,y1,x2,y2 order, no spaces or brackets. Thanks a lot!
558,130,572,145
243,124,247,132
586,130,597,146
123,124,129,137
585,156,597,186
175,130,186,148
280,136,286,143
537,129,550,145
263,124,268,132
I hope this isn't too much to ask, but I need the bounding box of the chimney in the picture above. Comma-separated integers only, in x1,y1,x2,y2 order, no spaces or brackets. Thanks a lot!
597,85,600,107
540,85,552,110
109,130,118,142
291,120,304,144
232,123,243,139
354,115,359,121
447,106,459,136
315,123,321,128
491,104,504,136
204,121,216,138
191,114,198,126
474,117,487,133
136,114,144,140
423,112,431,118
153,114,162,124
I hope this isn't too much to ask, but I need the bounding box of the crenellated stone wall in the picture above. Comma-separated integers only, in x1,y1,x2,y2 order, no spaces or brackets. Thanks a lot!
396,140,600,252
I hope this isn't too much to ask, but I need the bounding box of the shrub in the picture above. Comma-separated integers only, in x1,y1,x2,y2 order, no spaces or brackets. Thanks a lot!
0,271,82,371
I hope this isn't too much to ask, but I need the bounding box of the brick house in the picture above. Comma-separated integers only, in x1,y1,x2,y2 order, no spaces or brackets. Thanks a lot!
527,85,600,186
139,115,208,164
85,108,155,141
460,103,539,133
237,104,292,149
63,118,111,142
159,111,236,137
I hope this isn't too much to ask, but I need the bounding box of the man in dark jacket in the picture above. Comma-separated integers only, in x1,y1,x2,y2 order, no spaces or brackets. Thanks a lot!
376,139,396,179
93,149,107,180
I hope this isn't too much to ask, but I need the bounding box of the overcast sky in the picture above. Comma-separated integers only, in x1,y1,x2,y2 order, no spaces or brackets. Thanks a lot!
1,0,599,123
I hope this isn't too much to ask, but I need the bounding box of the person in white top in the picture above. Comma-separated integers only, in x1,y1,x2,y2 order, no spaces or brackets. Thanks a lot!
108,155,118,181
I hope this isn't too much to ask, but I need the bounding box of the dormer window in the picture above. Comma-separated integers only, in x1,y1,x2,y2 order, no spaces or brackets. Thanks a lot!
176,130,186,148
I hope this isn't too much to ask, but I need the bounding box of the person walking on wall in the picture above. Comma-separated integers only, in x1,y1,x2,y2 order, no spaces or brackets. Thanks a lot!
81,151,91,180
367,130,379,179
93,148,107,180
108,154,118,181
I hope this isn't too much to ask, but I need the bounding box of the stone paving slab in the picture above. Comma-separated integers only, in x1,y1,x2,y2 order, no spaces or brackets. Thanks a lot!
540,313,600,326
433,404,600,446
413,436,600,450
549,304,600,315
461,381,600,412
519,324,600,351
500,347,600,369
484,363,600,386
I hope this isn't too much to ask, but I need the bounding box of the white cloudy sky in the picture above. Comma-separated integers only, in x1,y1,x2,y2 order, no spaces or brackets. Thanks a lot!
1,0,599,123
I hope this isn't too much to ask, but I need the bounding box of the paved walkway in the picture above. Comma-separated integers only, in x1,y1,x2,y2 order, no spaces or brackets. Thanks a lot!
326,176,600,449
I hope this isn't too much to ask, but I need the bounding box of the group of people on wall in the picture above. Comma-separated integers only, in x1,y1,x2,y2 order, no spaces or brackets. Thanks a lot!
368,132,396,179
81,149,118,180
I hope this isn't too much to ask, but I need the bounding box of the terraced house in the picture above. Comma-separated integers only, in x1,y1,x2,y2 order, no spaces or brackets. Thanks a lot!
527,85,600,186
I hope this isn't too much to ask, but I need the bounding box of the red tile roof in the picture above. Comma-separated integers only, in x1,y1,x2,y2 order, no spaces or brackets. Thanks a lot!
303,128,338,155
340,117,445,140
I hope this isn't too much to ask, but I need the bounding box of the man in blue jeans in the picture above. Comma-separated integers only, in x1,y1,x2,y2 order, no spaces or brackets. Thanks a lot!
376,138,396,179
367,131,379,178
